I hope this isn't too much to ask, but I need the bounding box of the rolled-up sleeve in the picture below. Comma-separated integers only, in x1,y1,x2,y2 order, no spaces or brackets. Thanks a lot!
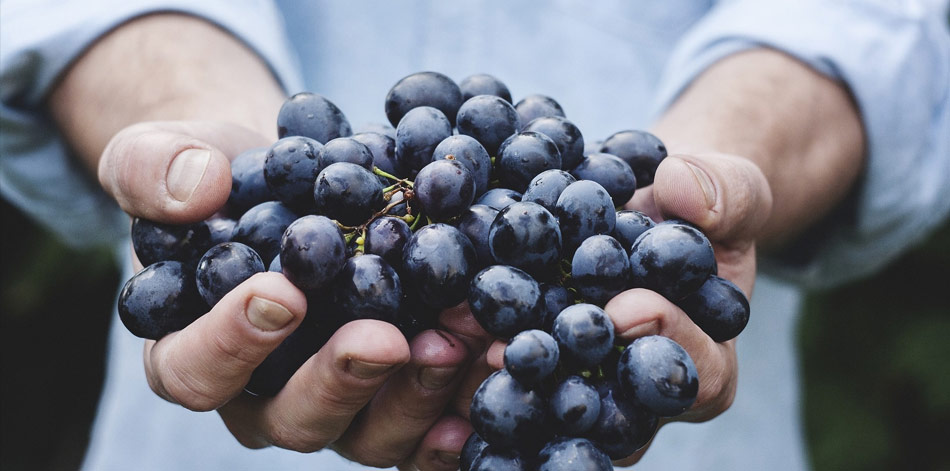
0,0,303,247
650,0,950,288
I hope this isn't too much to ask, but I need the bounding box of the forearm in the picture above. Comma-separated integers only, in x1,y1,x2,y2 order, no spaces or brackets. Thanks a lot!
48,13,286,172
651,48,866,248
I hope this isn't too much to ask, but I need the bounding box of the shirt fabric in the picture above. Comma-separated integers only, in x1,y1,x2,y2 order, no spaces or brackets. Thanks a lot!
2,1,948,470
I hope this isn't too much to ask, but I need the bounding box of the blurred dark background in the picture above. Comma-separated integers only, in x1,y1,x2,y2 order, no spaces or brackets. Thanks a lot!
1,196,948,471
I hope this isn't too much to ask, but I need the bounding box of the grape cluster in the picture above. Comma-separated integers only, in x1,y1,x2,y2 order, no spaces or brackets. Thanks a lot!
117,71,751,468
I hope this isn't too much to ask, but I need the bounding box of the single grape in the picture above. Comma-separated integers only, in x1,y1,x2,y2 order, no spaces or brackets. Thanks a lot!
552,303,615,368
263,136,323,211
268,255,281,273
279,215,346,291
385,71,463,127
459,73,512,103
333,254,402,323
355,122,396,139
676,275,750,342
118,261,206,340
571,234,631,306
227,146,274,216
523,116,585,170
613,210,655,254
277,91,352,143
549,376,601,435
131,217,214,268
468,265,543,339
470,369,547,450
432,134,492,196
313,162,384,226
476,188,522,211
617,335,699,417
460,433,490,471
504,329,559,386
488,201,562,279
205,216,236,246
514,94,565,128
628,223,716,301
394,106,453,175
402,224,477,309
539,283,572,332
599,130,667,188
456,204,499,268
195,242,265,307
536,437,613,471
496,132,561,193
316,137,374,170
456,94,521,156
522,169,576,213
587,380,659,459
352,132,402,179
554,180,617,255
232,201,298,264
469,447,528,471
413,159,476,222
570,152,637,207
364,216,412,268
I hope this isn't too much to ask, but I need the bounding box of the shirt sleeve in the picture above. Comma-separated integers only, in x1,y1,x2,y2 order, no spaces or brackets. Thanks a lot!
0,0,303,248
649,0,950,288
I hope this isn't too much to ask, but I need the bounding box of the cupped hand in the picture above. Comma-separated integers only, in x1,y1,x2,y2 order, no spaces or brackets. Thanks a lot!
103,120,480,470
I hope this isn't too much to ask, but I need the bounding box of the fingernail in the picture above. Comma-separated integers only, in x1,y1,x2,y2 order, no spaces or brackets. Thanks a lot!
619,320,660,340
418,366,460,390
167,148,211,202
246,296,294,331
684,161,716,209
348,359,395,379
434,451,460,467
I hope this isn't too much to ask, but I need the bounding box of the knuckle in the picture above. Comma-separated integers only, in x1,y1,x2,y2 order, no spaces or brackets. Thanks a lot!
267,418,331,453
161,363,226,412
207,329,262,371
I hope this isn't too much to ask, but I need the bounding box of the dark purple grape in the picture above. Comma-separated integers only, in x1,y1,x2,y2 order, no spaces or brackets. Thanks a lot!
232,201,298,264
352,131,404,178
205,216,236,245
402,224,477,309
588,380,659,460
461,433,490,471
469,447,528,471
228,146,274,216
549,376,601,435
470,370,547,450
488,201,561,279
413,159,476,222
456,95,521,156
599,130,667,188
456,204,499,268
514,94,564,128
537,437,612,471
613,210,655,254
333,254,402,323
522,169,576,215
263,136,323,211
571,235,631,306
118,261,206,340
268,255,281,273
476,188,522,211
459,73,512,103
313,162,384,226
364,216,411,268
277,92,352,143
356,122,396,139
195,242,265,306
496,132,561,193
395,106,453,175
131,217,214,268
539,283,572,332
316,137,374,170
676,275,750,342
385,71,463,127
245,313,333,396
523,116,585,171
433,134,492,196
618,335,699,417
279,215,346,291
504,329,559,387
570,152,637,207
552,304,615,368
628,223,716,301
554,180,617,255
468,265,543,339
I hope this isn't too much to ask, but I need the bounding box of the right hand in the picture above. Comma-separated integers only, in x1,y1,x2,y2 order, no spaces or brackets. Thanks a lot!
103,120,487,471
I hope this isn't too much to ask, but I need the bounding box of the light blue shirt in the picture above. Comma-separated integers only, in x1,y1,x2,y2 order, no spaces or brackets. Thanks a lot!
2,1,948,470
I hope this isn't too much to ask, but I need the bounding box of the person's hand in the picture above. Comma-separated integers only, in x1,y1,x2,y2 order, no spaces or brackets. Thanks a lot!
102,120,483,470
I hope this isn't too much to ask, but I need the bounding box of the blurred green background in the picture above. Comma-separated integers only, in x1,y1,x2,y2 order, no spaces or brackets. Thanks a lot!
1,199,948,471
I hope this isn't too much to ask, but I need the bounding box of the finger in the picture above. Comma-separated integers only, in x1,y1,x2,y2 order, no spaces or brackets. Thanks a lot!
450,348,496,420
219,319,411,452
605,288,737,421
399,415,474,471
485,339,506,371
333,330,470,467
99,120,270,223
143,272,306,412
438,301,494,354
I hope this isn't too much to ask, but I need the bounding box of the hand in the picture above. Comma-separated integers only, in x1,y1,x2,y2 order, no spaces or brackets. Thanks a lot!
103,120,479,470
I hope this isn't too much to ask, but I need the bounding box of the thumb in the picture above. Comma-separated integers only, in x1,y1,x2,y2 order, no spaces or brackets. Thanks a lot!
652,153,772,243
99,121,270,223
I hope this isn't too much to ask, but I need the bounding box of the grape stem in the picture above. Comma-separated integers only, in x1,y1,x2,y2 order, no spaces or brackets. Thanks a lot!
373,166,413,187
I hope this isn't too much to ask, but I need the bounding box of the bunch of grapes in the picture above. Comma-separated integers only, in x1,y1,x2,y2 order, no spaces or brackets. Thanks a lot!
118,71,751,470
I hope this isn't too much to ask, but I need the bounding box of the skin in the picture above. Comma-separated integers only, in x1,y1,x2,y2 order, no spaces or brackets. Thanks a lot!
48,13,863,471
